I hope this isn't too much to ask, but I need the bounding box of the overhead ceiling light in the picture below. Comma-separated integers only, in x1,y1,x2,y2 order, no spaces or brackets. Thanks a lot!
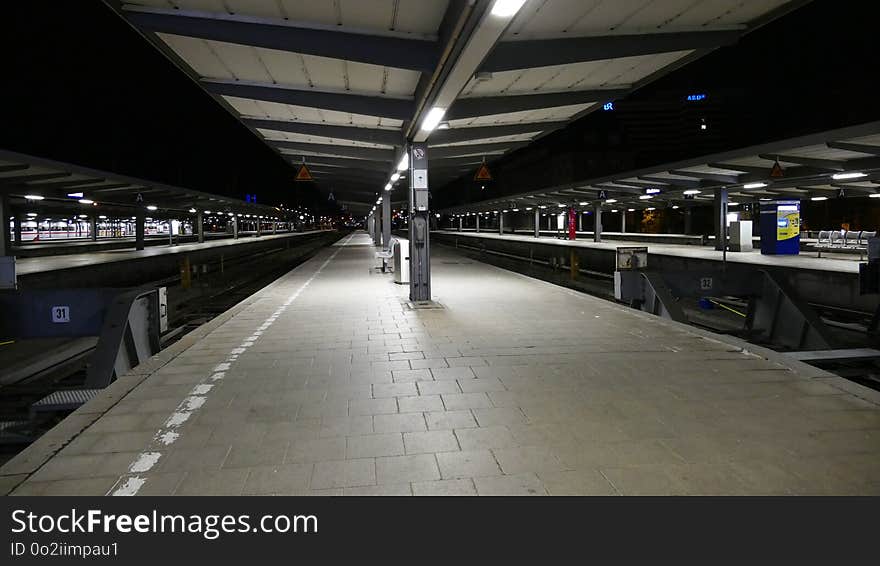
832,172,867,180
525,207,532,211
811,196,828,201
611,209,618,213
491,0,527,17
396,153,409,171
579,201,588,206
869,193,880,198
672,205,680,209
539,205,547,209
728,202,739,206
67,192,84,198
24,195,44,200
628,208,635,212
512,208,519,212
743,182,767,189
98,215,107,219
203,210,211,214
646,207,656,211
639,195,653,200
420,107,446,132
390,172,401,182
384,183,392,191
78,199,94,205
605,199,617,204
26,212,37,217
189,208,196,213
227,212,234,216
557,203,566,208
683,189,702,195
437,122,451,130
146,205,158,211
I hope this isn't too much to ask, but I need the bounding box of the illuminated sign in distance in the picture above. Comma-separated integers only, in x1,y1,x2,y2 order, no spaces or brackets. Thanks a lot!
603,102,614,111
645,188,661,195
686,93,707,101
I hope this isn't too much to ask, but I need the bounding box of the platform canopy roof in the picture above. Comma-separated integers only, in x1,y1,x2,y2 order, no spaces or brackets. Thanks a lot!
105,0,804,214
0,148,291,219
438,120,880,215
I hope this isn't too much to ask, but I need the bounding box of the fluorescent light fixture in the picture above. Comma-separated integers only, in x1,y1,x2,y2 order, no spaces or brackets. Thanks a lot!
832,172,867,180
78,214,88,218
639,195,653,200
227,212,234,216
203,210,211,214
99,215,107,219
26,212,37,217
646,207,656,211
605,199,617,204
67,192,84,198
869,193,880,198
525,207,532,211
672,205,680,209
628,208,635,212
512,208,519,212
683,189,702,195
743,182,767,189
390,172,401,182
396,153,409,171
189,208,196,213
437,122,450,130
611,209,618,213
502,210,508,213
24,195,44,200
539,205,547,209
146,205,158,211
420,107,446,132
78,199,94,204
384,183,392,191
728,201,739,206
557,203,566,208
579,201,588,206
810,196,828,201
491,0,527,17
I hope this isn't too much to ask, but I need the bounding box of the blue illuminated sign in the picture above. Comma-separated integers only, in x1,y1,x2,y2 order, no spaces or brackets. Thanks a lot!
686,93,707,101
645,188,661,195
603,102,614,111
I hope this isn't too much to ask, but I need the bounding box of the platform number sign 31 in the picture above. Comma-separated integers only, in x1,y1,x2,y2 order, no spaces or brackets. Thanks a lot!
700,277,713,291
51,306,70,323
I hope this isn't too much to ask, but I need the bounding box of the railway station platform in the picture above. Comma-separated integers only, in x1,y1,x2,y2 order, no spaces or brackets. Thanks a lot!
2,231,878,496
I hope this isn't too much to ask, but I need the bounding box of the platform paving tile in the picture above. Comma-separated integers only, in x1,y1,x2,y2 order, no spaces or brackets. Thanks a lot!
8,232,880,496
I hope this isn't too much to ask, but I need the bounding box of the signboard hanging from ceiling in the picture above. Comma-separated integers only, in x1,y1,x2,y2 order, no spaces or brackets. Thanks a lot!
474,163,492,181
295,164,314,181
770,159,785,178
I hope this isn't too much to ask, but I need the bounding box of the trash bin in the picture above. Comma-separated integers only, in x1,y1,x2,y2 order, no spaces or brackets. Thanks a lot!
393,239,409,284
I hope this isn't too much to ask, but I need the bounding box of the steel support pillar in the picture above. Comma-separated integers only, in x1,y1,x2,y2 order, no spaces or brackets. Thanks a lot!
458,217,462,232
382,196,391,251
256,217,262,237
0,197,10,256
408,143,431,302
12,214,22,246
534,208,540,238
578,212,583,232
273,221,277,235
684,205,693,235
714,187,728,251
621,210,626,233
547,215,551,230
499,212,504,235
475,214,480,233
233,216,239,239
90,215,98,242
135,208,145,251
593,202,602,243
197,212,204,243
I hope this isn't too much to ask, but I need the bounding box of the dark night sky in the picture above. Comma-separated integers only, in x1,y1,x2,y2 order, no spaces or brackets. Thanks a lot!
1,1,877,212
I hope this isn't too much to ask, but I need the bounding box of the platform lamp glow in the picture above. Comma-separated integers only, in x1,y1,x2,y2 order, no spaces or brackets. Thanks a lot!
491,0,527,17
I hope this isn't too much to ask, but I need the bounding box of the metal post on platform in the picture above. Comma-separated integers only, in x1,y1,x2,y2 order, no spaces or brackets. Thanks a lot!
578,212,583,233
621,210,626,233
684,205,693,235
90,215,98,242
256,217,262,237
499,212,504,235
714,187,728,251
197,212,204,243
12,214,22,247
168,219,174,246
593,202,602,243
475,214,480,233
534,208,540,238
408,142,431,302
135,208,145,251
0,197,10,257
458,216,462,232
382,195,391,251
233,215,239,239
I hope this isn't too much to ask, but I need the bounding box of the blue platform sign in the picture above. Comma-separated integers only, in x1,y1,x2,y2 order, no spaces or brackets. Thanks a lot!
686,93,707,101
603,102,614,111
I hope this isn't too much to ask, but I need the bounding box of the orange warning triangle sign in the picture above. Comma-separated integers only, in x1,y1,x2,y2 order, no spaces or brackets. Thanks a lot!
474,163,492,181
295,163,314,181
770,160,784,178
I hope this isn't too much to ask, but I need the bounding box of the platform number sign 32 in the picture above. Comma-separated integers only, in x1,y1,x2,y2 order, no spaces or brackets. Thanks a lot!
700,277,713,291
51,306,70,323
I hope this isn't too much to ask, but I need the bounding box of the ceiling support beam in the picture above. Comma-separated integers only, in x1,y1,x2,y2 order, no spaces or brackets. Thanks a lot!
480,30,742,73
248,119,403,146
668,170,742,184
825,141,880,156
204,80,415,120
446,89,628,120
428,122,565,145
0,164,30,174
295,157,390,172
123,6,440,73
758,153,848,171
275,142,394,162
428,141,527,159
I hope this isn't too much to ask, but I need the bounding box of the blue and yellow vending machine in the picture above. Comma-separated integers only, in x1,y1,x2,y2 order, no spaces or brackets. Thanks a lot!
760,200,800,255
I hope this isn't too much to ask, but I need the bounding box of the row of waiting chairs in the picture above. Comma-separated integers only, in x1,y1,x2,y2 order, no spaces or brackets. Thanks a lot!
812,229,876,259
